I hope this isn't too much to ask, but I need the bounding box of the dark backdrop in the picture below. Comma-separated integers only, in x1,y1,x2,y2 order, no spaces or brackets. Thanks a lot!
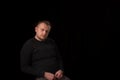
1,1,119,80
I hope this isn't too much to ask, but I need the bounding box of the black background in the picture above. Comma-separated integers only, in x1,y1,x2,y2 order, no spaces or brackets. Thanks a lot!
1,1,120,80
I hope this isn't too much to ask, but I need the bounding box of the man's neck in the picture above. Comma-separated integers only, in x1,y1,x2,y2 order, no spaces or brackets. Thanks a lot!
35,36,43,41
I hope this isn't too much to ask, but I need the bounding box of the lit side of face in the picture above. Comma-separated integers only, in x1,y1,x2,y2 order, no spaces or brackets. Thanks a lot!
35,23,51,41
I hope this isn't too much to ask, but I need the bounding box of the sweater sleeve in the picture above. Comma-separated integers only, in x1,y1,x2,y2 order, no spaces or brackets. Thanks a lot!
20,40,44,77
54,42,64,72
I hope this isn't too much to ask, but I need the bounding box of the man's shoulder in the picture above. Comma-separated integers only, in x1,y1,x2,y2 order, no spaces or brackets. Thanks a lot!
47,37,55,42
23,38,34,45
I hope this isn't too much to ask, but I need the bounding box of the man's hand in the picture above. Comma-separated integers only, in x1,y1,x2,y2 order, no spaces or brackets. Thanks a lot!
44,72,56,80
55,70,63,79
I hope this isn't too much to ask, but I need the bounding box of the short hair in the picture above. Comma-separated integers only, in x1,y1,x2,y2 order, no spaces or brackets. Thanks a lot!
35,20,51,28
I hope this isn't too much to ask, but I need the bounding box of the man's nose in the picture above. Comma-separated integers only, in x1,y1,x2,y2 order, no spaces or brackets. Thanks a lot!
43,31,47,35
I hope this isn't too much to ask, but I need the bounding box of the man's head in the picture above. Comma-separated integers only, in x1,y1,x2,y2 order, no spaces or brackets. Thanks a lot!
35,20,51,41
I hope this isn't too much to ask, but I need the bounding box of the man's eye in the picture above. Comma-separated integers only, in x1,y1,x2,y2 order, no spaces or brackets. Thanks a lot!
41,29,44,31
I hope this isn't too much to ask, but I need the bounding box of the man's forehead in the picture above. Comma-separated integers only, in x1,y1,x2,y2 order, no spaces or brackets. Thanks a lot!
38,23,48,27
37,23,50,29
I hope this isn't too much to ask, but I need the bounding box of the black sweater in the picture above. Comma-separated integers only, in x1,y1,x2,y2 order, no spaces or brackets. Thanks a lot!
20,37,63,77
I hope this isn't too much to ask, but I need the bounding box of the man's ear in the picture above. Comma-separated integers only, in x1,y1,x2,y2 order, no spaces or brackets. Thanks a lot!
35,27,37,32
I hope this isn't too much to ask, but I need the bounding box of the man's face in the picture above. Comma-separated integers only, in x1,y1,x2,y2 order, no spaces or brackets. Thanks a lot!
35,23,50,40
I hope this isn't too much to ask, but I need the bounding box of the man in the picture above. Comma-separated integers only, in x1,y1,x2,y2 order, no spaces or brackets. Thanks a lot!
20,20,70,80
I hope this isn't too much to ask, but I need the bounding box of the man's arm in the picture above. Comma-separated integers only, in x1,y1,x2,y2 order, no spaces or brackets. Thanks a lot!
20,41,44,77
54,42,64,72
